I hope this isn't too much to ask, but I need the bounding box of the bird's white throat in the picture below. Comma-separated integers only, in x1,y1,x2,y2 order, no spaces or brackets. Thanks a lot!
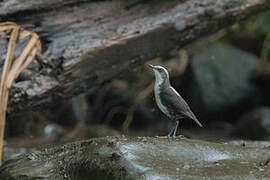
154,71,165,86
154,74,169,116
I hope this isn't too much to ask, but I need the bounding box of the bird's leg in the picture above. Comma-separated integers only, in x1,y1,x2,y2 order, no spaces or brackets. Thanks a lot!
167,125,175,138
172,120,179,138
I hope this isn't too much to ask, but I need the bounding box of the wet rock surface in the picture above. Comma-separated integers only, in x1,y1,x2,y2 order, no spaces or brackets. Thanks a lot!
0,136,270,180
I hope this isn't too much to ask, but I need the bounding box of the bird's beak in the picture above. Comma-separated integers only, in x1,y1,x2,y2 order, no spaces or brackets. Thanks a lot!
148,64,154,69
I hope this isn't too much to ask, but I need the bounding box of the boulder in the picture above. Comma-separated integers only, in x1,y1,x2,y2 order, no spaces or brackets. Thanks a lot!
1,136,270,179
184,43,258,122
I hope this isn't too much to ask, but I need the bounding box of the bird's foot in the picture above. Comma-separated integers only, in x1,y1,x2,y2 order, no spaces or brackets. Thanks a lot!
177,134,186,138
167,134,176,138
167,134,186,139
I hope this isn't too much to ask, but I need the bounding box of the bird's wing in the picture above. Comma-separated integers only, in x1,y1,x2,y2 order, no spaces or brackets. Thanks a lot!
160,86,203,127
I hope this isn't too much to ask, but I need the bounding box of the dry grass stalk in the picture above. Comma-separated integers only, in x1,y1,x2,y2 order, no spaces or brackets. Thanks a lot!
0,22,41,165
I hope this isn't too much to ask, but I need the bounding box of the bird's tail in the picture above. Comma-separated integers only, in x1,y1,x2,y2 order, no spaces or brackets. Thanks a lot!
194,118,203,127
187,112,203,127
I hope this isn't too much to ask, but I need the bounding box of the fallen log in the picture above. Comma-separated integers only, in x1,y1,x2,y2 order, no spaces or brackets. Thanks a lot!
0,0,269,113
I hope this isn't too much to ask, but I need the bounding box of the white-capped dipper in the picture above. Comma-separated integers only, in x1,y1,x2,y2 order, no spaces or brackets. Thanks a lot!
149,64,203,137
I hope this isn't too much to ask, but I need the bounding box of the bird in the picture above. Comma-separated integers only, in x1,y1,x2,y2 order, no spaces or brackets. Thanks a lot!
148,64,202,137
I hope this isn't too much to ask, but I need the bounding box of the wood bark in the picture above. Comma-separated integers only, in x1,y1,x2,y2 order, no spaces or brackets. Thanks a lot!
0,0,269,113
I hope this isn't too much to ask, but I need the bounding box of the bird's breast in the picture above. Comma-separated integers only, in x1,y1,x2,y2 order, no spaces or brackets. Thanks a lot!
154,84,170,116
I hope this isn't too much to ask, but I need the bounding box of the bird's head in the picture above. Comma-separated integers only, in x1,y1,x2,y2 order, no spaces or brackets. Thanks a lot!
148,64,169,84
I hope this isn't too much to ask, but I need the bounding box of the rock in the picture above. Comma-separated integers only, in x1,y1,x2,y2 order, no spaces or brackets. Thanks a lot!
227,140,270,148
3,147,29,162
185,43,258,122
63,123,120,140
231,107,270,140
1,136,270,179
